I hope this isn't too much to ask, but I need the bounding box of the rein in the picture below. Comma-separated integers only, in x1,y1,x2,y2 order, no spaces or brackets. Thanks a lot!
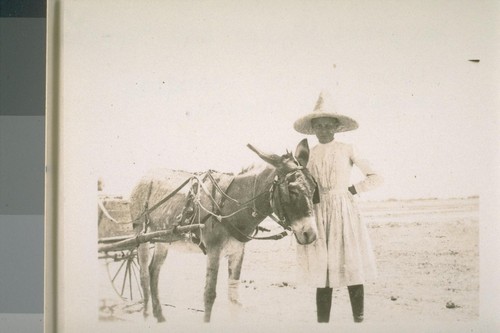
195,168,304,242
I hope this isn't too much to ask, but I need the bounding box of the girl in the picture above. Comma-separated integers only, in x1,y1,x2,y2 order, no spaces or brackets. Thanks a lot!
294,91,383,323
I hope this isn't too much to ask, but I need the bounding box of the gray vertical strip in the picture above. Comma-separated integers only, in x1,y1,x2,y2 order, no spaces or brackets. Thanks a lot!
0,18,46,116
0,13,47,321
0,116,45,215
0,215,44,313
45,2,61,331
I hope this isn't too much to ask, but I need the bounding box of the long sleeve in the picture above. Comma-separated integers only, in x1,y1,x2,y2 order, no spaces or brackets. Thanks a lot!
350,145,383,193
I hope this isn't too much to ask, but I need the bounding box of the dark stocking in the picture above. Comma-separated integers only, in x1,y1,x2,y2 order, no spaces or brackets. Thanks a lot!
316,287,333,323
347,284,364,323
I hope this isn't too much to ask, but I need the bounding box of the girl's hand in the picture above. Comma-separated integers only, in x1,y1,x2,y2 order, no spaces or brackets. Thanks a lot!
348,186,357,195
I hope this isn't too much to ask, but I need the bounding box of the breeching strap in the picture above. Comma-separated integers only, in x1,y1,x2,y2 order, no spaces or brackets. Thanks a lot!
143,177,192,217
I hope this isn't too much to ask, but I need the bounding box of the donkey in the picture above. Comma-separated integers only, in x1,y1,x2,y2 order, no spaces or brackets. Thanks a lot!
129,139,318,322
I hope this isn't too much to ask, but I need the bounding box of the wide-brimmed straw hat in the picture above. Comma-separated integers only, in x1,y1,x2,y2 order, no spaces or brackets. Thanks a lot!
293,91,359,134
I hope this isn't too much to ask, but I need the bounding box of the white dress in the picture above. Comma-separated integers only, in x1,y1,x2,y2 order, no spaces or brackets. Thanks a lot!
296,140,382,288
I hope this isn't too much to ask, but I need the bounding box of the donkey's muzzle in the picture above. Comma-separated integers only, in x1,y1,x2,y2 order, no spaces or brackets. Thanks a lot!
291,216,317,245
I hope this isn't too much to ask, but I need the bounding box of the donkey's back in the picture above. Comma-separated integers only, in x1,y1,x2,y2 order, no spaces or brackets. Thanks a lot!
129,169,196,232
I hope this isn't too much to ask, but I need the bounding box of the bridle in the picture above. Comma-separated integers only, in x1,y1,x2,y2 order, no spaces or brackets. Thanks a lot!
269,167,305,230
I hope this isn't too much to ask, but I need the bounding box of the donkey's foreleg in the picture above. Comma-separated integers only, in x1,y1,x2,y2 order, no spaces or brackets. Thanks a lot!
204,247,222,322
149,243,168,322
227,242,245,306
137,243,151,319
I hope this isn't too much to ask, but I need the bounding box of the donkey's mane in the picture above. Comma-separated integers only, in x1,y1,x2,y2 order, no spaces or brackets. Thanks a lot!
238,163,272,176
193,169,235,176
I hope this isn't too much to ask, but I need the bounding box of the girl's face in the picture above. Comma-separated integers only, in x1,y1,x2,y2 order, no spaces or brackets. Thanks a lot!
312,117,338,143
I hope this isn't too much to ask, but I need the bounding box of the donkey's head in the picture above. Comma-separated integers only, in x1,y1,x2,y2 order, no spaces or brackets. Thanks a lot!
247,139,318,245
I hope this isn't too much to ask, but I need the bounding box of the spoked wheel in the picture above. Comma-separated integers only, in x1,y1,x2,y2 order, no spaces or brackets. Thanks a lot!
104,249,143,302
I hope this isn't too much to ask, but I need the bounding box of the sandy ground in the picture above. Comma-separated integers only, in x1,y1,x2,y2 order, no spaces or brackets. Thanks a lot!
98,197,479,330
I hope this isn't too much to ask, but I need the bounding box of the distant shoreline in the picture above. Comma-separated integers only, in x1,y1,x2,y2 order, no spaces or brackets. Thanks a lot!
356,196,479,205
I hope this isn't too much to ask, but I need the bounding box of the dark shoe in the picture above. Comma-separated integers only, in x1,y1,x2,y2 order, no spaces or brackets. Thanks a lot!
348,284,364,323
316,287,333,323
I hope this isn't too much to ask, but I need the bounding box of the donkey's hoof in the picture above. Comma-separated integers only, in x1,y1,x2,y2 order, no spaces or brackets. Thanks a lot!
229,299,243,307
154,310,166,323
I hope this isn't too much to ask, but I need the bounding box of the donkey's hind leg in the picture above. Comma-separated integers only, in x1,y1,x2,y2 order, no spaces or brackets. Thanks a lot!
149,243,169,322
137,242,151,318
227,241,245,306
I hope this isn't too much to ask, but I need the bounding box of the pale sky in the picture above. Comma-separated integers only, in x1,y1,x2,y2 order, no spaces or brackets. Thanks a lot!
61,0,499,201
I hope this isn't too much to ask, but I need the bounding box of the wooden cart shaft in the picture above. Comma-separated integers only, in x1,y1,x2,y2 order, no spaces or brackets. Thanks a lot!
98,224,204,253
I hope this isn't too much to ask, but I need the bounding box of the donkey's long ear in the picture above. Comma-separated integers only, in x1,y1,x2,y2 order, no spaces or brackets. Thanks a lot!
294,138,310,167
247,144,282,167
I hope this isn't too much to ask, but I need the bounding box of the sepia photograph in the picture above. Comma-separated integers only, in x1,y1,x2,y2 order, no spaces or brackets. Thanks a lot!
46,1,499,332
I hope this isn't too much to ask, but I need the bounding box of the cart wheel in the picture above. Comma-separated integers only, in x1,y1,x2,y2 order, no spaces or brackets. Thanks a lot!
105,249,143,302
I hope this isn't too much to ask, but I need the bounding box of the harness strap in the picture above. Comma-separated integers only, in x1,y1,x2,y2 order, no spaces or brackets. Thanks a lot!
139,177,192,220
200,176,290,243
270,180,288,229
219,216,290,242
206,170,241,205
207,182,254,243
143,181,154,232
221,219,255,242
252,230,289,240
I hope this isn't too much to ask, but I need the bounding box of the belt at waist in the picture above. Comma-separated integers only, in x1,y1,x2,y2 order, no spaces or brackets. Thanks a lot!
318,188,349,195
